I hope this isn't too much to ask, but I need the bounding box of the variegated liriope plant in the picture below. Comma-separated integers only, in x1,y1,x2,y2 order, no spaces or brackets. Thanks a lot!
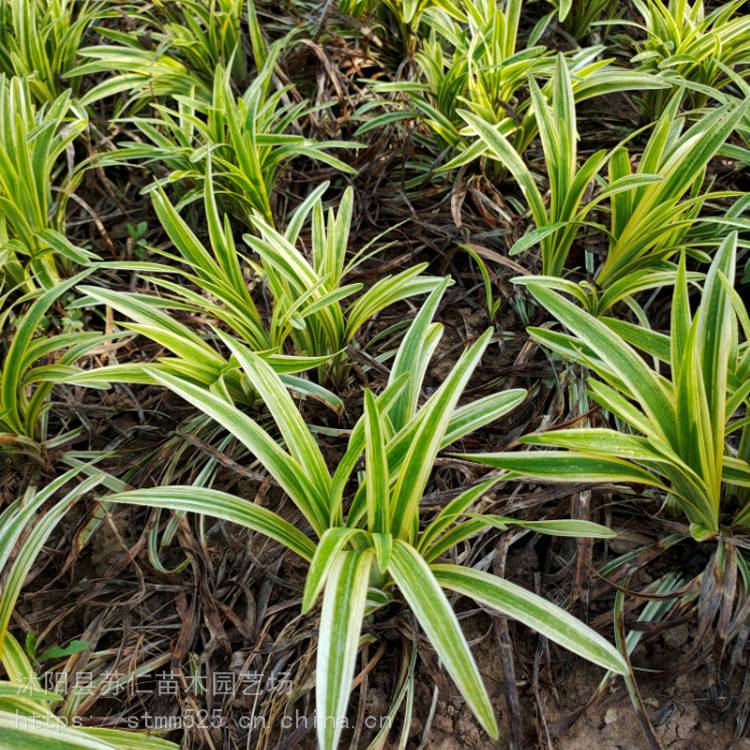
0,271,103,455
360,7,667,179
466,235,750,672
467,233,750,540
462,54,746,315
631,0,750,116
68,179,439,402
98,281,627,748
340,0,446,51
87,42,359,226
0,0,112,103
0,75,95,290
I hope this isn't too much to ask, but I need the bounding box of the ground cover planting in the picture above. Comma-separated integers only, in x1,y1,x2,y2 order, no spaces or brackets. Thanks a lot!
1,1,749,748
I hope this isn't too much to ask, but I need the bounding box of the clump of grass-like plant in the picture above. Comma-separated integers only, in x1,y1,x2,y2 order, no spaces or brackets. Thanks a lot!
98,283,627,748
